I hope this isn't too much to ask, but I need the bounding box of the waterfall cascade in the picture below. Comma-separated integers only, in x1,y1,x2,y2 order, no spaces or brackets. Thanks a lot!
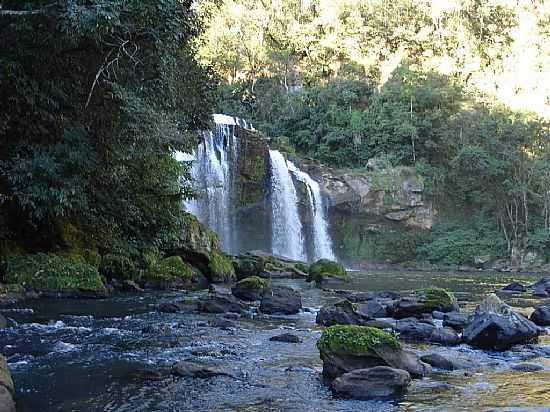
269,150,307,261
178,115,336,262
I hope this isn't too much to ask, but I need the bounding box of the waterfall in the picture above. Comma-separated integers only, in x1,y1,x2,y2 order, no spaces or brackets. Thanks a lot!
269,150,307,261
288,161,336,261
177,114,240,254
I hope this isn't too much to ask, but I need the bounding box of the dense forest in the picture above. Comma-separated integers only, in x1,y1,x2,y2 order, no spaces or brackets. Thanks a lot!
198,0,550,265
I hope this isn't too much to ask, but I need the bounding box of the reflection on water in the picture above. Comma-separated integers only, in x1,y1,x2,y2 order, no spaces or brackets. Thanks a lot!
1,270,549,412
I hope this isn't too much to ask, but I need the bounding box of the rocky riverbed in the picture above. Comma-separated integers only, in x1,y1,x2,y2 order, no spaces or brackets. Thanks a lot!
1,269,549,411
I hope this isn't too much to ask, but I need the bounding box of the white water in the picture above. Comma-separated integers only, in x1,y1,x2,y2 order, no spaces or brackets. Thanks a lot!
269,150,306,261
288,161,336,261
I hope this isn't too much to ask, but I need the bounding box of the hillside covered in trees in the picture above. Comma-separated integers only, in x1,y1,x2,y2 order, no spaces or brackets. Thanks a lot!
199,0,550,265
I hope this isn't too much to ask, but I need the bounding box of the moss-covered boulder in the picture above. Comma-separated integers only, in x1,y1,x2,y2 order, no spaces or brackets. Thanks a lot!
208,251,236,283
316,300,367,326
317,325,430,379
99,254,137,281
307,259,349,283
233,255,266,280
1,254,106,297
231,276,268,301
143,255,198,289
0,354,15,412
391,287,457,318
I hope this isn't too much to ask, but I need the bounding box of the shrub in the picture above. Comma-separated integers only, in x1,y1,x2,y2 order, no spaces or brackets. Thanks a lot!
2,254,104,291
208,251,235,283
145,256,193,282
99,254,137,280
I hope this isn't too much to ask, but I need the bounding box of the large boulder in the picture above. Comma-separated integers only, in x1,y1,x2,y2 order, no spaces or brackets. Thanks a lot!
330,366,410,400
442,312,469,332
391,288,458,319
419,353,455,371
530,306,550,326
463,294,541,351
231,276,268,301
316,300,368,326
307,259,349,284
531,276,550,297
232,255,266,280
197,293,248,314
317,325,430,379
172,360,235,379
0,355,15,412
395,318,461,345
260,286,302,315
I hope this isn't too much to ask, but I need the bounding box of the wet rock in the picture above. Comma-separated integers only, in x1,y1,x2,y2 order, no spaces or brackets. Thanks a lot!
158,303,179,313
333,290,376,303
269,333,302,343
365,319,396,330
231,276,268,301
500,282,526,292
141,324,172,335
172,361,235,379
318,325,430,379
316,300,367,326
0,355,15,412
356,301,389,318
0,315,7,329
395,318,461,345
391,288,458,319
420,353,455,371
128,368,168,381
233,255,266,280
330,366,410,400
463,294,540,351
510,363,543,372
198,293,248,314
260,286,302,315
443,312,469,332
122,280,143,292
307,259,349,284
0,386,15,412
208,318,236,329
432,310,445,320
531,277,550,297
530,306,550,326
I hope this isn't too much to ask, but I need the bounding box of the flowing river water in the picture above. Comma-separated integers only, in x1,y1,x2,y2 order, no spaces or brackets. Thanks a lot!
1,270,550,412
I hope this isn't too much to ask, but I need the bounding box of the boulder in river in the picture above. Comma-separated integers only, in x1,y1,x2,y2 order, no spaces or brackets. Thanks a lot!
269,333,302,343
317,325,430,379
157,302,180,313
530,306,550,326
198,293,248,314
442,311,469,332
260,286,302,315
420,353,455,371
307,259,349,284
500,282,526,292
316,300,368,326
172,360,235,379
531,276,550,297
391,288,458,319
232,254,266,280
330,366,411,400
231,276,268,301
0,355,15,412
463,294,540,351
395,318,461,345
510,362,543,372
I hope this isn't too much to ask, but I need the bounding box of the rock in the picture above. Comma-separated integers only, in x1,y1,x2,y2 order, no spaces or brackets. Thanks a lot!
157,303,179,313
442,312,469,332
501,282,526,292
260,286,302,315
330,366,410,400
391,288,457,319
0,316,7,329
530,306,550,326
395,318,460,345
473,255,492,268
316,300,367,326
463,294,540,351
0,386,15,412
432,310,445,320
333,290,376,302
231,276,268,301
365,319,396,330
0,356,14,395
269,333,302,343
128,368,168,381
122,279,143,292
307,259,349,283
172,361,235,379
208,318,236,329
420,353,455,371
233,255,266,280
531,276,550,297
141,324,172,335
317,325,430,379
198,293,248,314
356,301,389,318
510,363,543,372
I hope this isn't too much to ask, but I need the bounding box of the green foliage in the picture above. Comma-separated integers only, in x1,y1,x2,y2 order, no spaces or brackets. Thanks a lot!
235,276,268,291
527,228,550,262
317,325,401,356
208,251,236,283
2,254,104,291
99,254,137,281
145,256,193,282
308,259,348,283
417,221,506,265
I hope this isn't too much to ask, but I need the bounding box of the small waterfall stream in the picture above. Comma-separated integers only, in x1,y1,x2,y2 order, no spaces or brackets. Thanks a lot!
179,115,336,262
269,150,307,261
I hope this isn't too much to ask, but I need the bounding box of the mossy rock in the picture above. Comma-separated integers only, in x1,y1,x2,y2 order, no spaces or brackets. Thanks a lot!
56,221,100,267
308,259,349,283
317,325,401,356
1,253,105,292
295,262,310,273
146,256,194,282
208,251,236,283
233,255,265,280
99,254,137,281
231,276,269,301
414,287,456,311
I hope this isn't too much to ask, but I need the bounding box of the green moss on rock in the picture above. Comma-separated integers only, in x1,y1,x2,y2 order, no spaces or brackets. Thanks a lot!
308,259,349,283
295,263,310,273
208,251,236,283
2,254,104,291
414,287,455,311
317,325,401,356
236,276,268,290
146,256,193,282
99,254,137,280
